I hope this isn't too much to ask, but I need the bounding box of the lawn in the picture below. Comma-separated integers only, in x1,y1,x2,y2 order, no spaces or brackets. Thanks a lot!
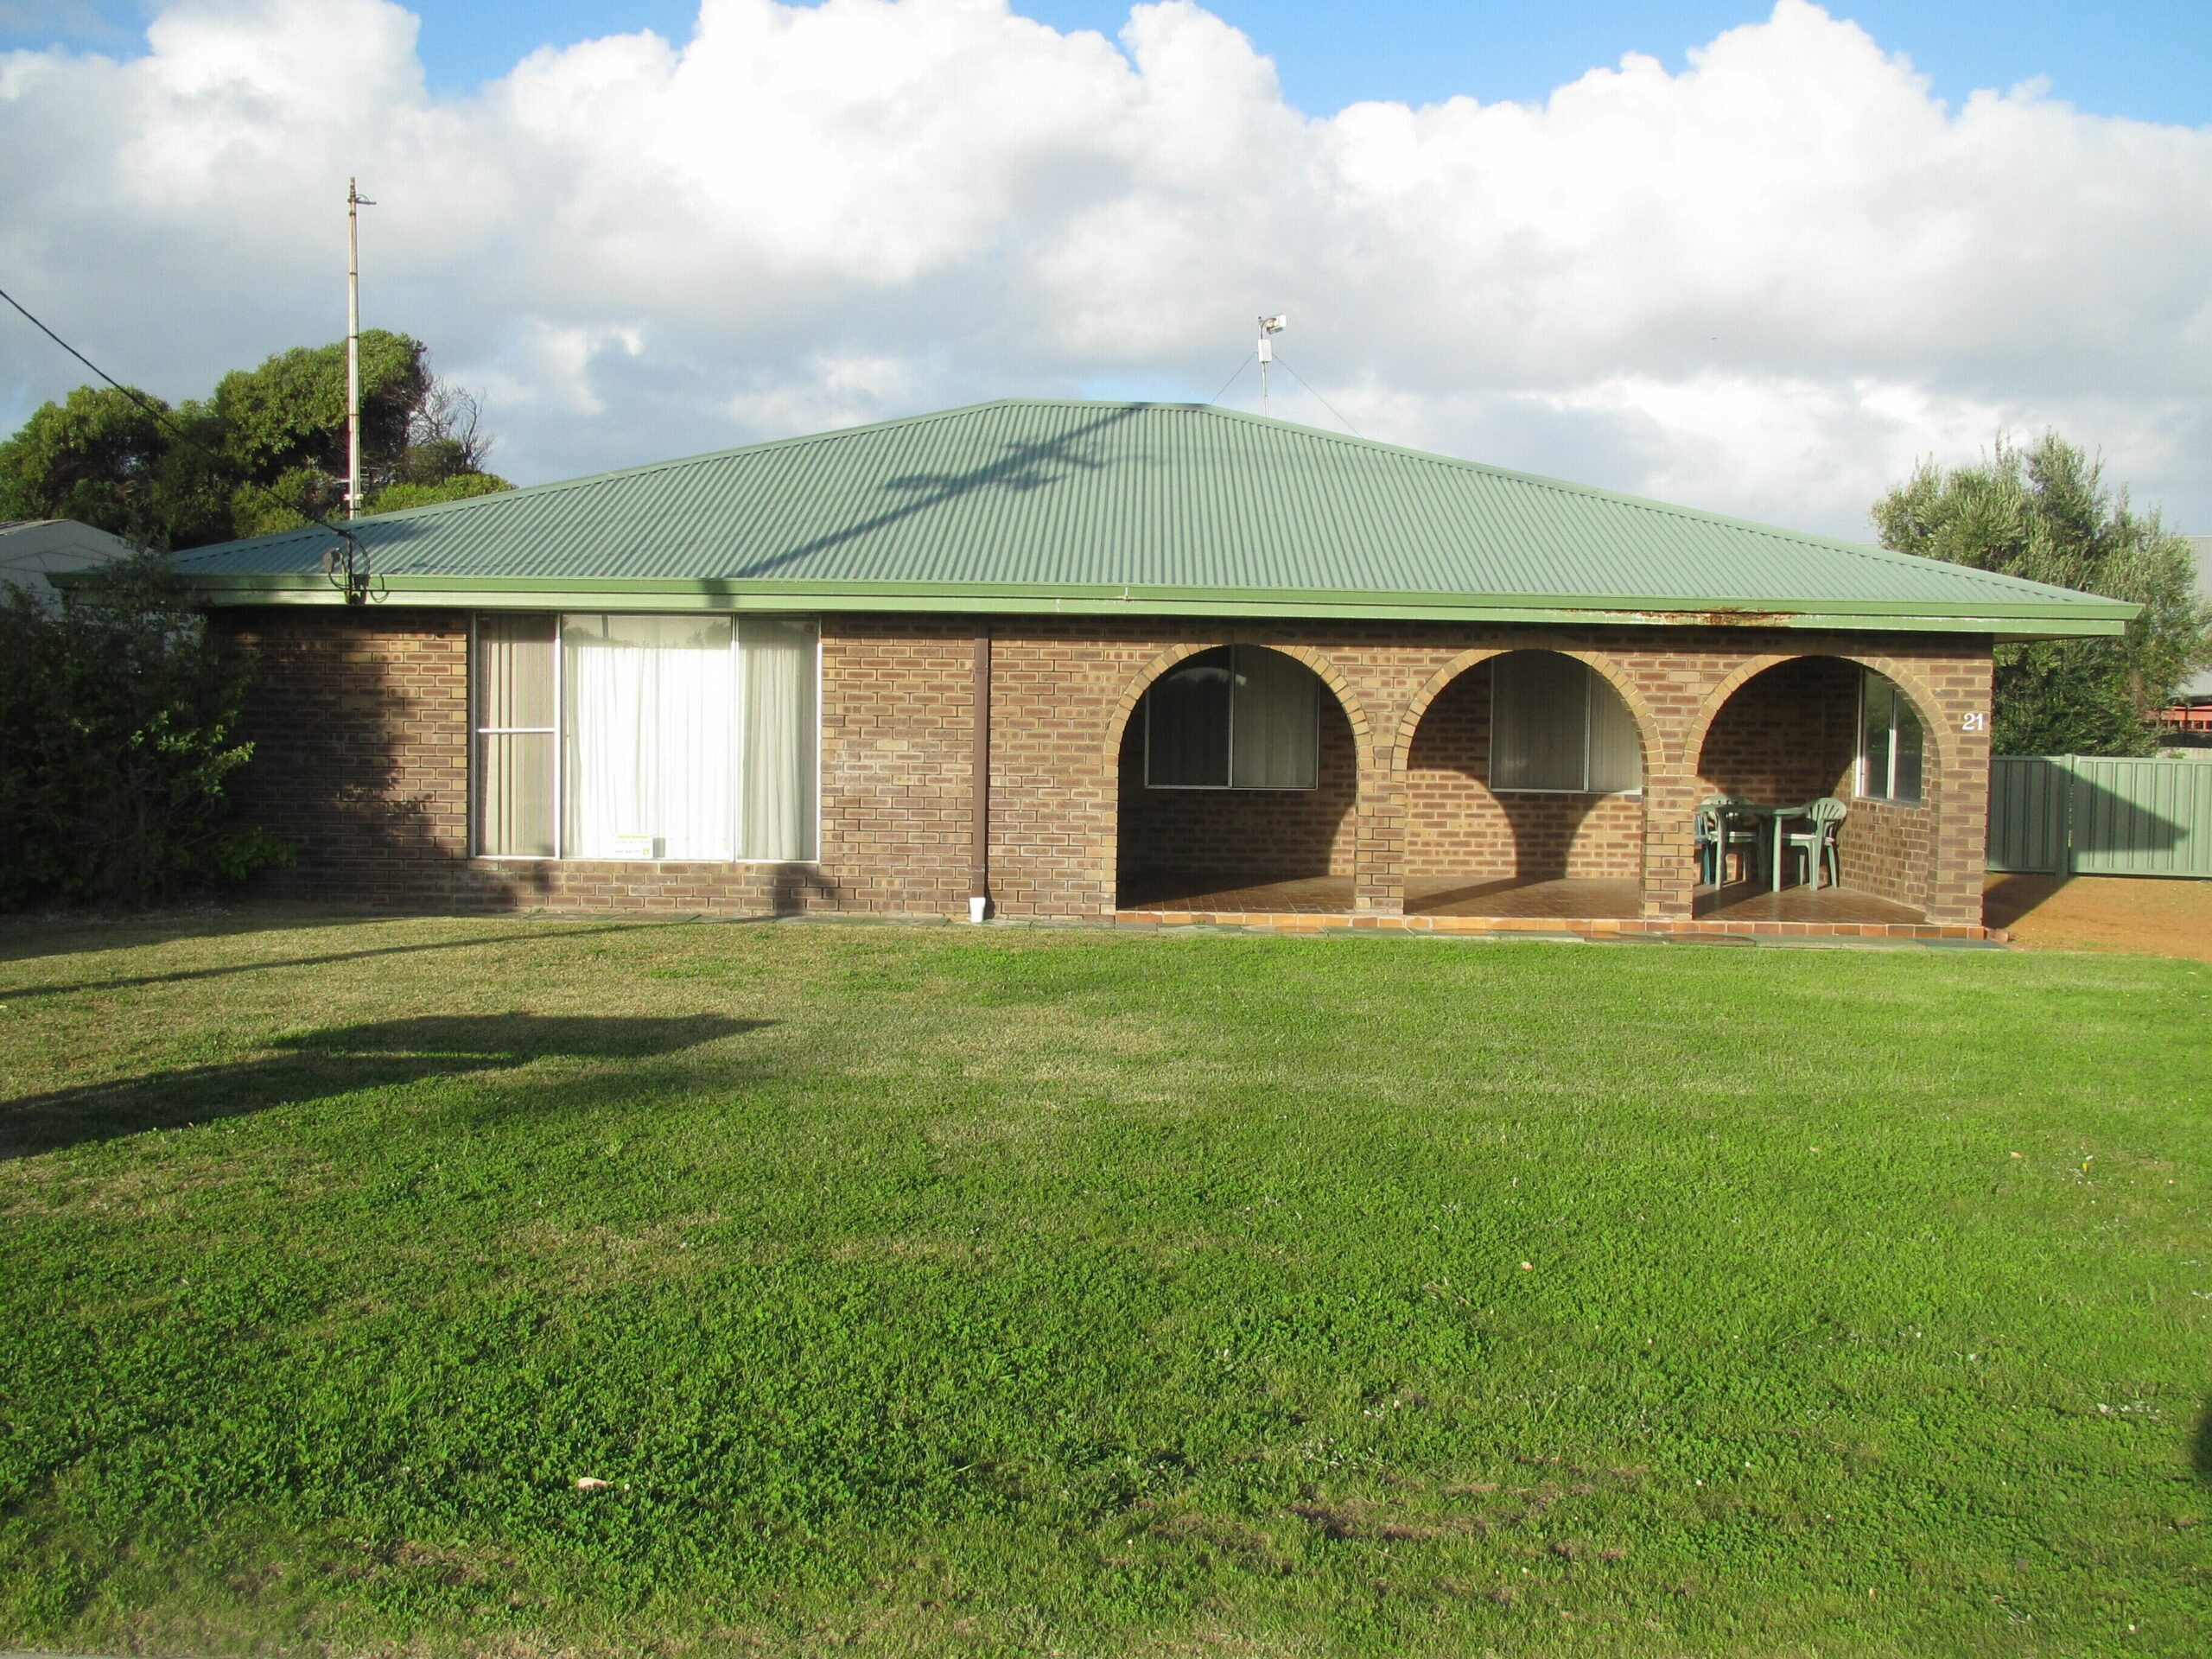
1,913,2208,1657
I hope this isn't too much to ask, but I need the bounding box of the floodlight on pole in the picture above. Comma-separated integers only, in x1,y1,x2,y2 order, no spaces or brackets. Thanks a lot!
1257,314,1286,415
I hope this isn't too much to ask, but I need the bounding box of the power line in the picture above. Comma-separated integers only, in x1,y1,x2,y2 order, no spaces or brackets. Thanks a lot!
0,280,372,600
1271,352,1365,439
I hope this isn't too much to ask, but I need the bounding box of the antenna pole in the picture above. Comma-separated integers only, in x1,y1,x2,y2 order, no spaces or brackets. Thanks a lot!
1255,314,1285,416
346,178,363,520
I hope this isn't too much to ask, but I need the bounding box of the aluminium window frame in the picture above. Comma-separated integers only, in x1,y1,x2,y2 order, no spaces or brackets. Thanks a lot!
1141,645,1323,792
1486,657,1644,798
1854,667,1924,806
467,610,825,864
469,611,563,863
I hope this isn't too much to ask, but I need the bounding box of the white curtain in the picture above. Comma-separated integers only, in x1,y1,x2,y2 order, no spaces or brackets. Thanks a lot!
563,614,736,859
738,618,818,860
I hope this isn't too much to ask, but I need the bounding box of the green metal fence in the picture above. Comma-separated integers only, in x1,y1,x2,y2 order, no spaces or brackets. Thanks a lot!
1987,753,2212,878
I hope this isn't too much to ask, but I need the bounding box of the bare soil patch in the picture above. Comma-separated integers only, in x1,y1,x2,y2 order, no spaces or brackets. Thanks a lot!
1985,872,2212,960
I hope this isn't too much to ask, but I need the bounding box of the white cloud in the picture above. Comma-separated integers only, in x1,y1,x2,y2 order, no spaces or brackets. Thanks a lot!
3,0,2209,536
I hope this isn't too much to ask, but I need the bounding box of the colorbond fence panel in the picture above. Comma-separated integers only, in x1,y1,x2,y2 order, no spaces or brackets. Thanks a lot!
1987,758,2068,874
1986,753,2212,878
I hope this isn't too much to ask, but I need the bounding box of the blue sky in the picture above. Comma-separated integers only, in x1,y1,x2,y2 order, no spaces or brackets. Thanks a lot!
3,0,2208,533
10,0,2210,124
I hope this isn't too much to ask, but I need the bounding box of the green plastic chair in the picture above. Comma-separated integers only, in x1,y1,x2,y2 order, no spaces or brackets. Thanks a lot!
1783,798,1847,891
1695,794,1762,886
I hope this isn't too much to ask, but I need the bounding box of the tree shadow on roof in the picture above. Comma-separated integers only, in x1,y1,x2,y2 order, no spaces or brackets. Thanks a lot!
728,403,1145,581
2,1012,765,1161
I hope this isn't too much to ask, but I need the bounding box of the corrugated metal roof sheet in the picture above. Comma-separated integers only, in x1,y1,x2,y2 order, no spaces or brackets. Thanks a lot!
165,399,2130,632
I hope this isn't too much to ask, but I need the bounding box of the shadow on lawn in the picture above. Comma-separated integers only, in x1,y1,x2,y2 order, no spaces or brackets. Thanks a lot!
1,1013,765,1160
0,920,652,999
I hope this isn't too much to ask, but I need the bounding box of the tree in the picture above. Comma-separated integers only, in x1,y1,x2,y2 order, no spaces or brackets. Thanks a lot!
0,550,289,907
0,331,509,550
1872,433,2212,756
0,385,230,550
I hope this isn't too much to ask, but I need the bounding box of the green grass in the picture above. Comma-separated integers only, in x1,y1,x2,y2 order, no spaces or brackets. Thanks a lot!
1,913,2208,1657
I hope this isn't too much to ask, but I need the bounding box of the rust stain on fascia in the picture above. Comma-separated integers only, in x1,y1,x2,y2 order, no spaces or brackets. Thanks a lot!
1625,609,1792,627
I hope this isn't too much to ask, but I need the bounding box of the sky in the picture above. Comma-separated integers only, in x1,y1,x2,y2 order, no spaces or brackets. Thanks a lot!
1,0,2209,538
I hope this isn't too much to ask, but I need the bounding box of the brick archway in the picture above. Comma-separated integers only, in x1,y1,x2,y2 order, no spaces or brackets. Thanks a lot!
1103,640,1375,915
1679,650,1964,922
1687,651,1950,782
1385,644,1664,914
1102,640,1373,763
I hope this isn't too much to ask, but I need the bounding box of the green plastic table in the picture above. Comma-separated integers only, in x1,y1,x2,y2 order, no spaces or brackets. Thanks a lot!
1735,803,1820,893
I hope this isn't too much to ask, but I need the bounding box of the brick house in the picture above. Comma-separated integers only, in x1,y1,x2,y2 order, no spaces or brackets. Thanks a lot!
157,401,2130,939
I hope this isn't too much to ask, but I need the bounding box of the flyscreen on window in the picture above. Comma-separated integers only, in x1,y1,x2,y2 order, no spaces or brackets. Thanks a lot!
1143,646,1319,790
1490,653,1641,794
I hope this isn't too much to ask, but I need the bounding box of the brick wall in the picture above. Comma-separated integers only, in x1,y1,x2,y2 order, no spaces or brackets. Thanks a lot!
216,610,1995,927
1115,694,1359,883
1694,656,1856,804
1402,667,1643,880
219,611,973,917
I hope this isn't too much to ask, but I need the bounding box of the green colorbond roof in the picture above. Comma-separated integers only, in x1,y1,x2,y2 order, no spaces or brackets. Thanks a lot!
159,399,2132,639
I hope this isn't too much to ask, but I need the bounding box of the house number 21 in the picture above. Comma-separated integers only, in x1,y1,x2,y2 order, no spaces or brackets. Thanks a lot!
1961,711,1986,732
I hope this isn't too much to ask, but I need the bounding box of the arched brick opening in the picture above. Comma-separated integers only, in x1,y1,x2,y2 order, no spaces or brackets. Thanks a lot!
1688,652,1949,919
1389,646,1659,920
1109,643,1370,912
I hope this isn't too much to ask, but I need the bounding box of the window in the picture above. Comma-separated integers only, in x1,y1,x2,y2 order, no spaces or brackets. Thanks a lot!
471,613,819,861
1143,646,1319,789
474,614,556,857
1490,653,1641,794
1858,670,1923,803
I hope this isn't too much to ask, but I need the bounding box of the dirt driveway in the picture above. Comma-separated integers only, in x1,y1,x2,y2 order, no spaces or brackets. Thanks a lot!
1985,873,2212,961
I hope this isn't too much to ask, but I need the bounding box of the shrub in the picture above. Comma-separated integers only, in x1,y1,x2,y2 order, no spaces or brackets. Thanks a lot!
0,550,289,907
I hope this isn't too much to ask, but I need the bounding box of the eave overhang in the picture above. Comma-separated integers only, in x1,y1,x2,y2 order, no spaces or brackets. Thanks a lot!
131,570,2135,642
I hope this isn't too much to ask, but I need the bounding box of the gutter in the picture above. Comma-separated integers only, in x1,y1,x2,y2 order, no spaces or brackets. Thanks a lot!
119,572,2137,642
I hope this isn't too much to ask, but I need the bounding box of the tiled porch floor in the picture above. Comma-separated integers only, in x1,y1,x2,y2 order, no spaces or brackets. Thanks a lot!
1408,875,1640,919
1117,872,1927,926
1116,874,1354,914
1693,880,1924,925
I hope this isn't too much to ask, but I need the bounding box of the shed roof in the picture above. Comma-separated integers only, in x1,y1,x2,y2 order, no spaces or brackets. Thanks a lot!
160,399,2130,638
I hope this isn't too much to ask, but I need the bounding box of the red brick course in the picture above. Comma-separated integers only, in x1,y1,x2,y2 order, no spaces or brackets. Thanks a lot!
216,610,1994,930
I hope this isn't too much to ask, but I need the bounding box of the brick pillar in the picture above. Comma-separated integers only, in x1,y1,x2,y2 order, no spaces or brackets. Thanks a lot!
1356,755,1406,916
1641,768,1700,920
1924,655,1993,927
